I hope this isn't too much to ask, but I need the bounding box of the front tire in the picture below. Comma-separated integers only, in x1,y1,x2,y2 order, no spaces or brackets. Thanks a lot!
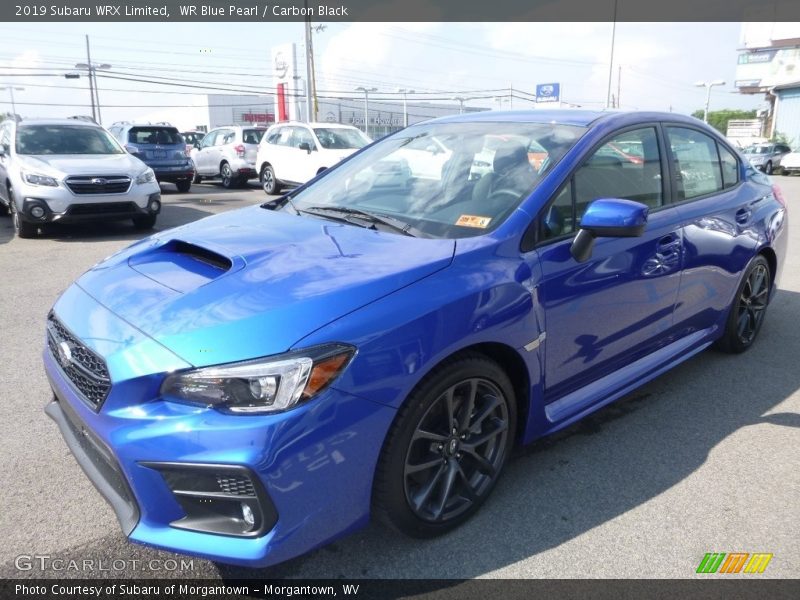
9,188,37,238
765,161,773,175
260,164,281,195
716,255,771,353
373,354,516,538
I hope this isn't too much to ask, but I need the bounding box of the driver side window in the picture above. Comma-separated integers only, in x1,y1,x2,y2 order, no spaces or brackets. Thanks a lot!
539,127,663,243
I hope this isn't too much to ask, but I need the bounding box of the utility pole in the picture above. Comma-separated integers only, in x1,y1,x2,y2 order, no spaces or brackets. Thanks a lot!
606,0,618,108
308,24,326,122
76,35,111,124
0,86,24,116
303,4,313,122
695,80,726,123
84,35,96,122
617,65,621,108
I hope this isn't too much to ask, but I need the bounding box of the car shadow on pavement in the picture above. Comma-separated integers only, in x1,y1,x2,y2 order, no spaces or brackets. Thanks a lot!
215,289,800,581
38,205,217,243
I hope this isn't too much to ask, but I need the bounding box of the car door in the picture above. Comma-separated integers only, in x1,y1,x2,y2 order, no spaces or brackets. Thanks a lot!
291,126,321,183
194,129,218,174
0,123,11,204
531,125,684,406
664,124,764,337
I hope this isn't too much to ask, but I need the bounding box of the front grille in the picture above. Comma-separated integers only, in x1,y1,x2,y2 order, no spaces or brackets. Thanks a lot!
66,176,131,195
68,202,138,216
47,312,111,410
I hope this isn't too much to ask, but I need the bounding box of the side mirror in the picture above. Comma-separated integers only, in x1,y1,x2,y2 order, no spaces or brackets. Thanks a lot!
298,142,313,153
570,198,648,263
194,142,202,149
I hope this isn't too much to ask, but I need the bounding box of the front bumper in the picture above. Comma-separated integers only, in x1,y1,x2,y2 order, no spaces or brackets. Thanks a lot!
22,193,162,224
43,288,397,567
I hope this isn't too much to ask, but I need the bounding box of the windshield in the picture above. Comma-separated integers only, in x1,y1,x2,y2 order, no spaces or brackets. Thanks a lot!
278,121,585,239
243,128,266,144
16,125,124,155
128,127,183,145
313,127,371,150
747,146,772,155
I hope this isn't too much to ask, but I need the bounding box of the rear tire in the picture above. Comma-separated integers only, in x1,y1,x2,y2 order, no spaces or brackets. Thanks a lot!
260,164,281,195
192,172,202,184
132,214,157,230
176,180,191,193
373,353,516,538
220,162,235,189
716,255,771,353
765,161,773,175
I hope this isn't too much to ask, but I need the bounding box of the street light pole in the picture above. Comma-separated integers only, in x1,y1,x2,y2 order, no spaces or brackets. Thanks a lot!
0,86,24,116
397,88,414,127
355,86,377,137
695,80,726,123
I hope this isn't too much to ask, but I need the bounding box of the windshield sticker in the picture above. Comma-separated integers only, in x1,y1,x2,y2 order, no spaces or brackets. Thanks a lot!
456,215,492,229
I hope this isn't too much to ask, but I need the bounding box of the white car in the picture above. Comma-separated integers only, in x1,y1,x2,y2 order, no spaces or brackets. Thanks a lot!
256,122,371,195
0,118,161,238
779,149,800,175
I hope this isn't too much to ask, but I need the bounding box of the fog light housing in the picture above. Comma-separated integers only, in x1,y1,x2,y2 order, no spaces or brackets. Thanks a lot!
148,193,162,214
30,206,45,219
143,462,277,537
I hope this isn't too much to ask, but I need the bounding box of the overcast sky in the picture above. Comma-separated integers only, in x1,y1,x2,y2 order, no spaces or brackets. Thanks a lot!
0,21,764,130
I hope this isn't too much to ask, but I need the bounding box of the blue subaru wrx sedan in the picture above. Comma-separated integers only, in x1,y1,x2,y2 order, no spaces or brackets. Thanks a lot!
44,110,787,567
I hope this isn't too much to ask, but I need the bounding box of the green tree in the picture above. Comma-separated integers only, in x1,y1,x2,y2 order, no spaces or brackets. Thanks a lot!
690,109,758,134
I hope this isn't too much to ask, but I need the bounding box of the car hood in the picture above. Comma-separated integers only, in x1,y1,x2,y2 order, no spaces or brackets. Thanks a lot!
74,205,455,367
17,153,146,177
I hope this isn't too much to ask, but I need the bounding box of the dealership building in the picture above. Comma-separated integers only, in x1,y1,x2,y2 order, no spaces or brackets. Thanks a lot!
736,22,800,145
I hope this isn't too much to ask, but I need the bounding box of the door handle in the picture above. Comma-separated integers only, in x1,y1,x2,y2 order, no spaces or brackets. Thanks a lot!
735,208,751,224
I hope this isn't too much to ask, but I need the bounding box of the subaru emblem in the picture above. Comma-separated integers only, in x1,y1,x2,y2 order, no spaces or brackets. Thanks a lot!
57,341,73,368
91,178,108,186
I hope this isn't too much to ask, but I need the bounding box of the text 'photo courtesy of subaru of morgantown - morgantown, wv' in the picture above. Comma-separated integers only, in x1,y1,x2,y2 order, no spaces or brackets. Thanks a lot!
41,110,787,568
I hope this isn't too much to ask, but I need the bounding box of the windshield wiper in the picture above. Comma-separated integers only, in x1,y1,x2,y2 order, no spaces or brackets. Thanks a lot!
260,191,301,215
302,206,422,237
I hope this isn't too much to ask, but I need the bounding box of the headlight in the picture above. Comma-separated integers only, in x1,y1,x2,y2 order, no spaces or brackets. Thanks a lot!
22,172,58,187
160,344,355,414
136,168,156,184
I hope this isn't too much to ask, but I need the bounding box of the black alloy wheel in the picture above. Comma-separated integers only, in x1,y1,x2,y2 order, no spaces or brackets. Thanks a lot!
717,255,771,353
374,354,516,537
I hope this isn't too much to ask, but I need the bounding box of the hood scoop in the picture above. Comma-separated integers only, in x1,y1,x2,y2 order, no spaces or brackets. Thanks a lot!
128,239,238,293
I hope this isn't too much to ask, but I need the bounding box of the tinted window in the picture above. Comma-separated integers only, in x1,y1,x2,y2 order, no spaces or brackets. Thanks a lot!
574,127,663,220
719,144,739,189
242,129,265,144
218,129,236,145
666,127,723,201
128,127,182,145
291,127,315,149
17,125,124,155
266,128,282,144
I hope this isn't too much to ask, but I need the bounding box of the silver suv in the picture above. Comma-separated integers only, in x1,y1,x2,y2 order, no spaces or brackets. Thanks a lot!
0,118,162,238
190,125,266,188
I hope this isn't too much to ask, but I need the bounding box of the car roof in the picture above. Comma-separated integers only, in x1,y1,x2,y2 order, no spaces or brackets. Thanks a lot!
12,118,103,128
268,121,361,129
427,109,706,128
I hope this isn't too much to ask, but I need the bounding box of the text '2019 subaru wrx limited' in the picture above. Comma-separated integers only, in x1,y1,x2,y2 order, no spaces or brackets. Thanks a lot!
44,110,787,567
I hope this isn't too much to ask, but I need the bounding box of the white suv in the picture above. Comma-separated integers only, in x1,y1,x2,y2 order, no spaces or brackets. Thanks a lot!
191,125,266,188
256,122,371,194
0,118,161,238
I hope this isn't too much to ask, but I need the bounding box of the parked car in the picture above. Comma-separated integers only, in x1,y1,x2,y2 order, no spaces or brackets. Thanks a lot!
108,122,195,192
742,142,792,174
180,130,206,156
44,110,787,568
779,149,800,175
256,122,370,194
191,125,266,188
0,118,161,238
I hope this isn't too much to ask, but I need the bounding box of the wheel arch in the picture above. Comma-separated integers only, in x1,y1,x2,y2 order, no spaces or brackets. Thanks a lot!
758,245,777,287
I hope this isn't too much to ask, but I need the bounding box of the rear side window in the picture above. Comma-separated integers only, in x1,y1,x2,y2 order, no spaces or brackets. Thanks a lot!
719,144,739,189
665,127,723,200
128,127,182,145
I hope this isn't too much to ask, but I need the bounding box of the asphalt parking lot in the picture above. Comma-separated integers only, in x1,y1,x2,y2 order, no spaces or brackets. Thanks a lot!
0,176,798,580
